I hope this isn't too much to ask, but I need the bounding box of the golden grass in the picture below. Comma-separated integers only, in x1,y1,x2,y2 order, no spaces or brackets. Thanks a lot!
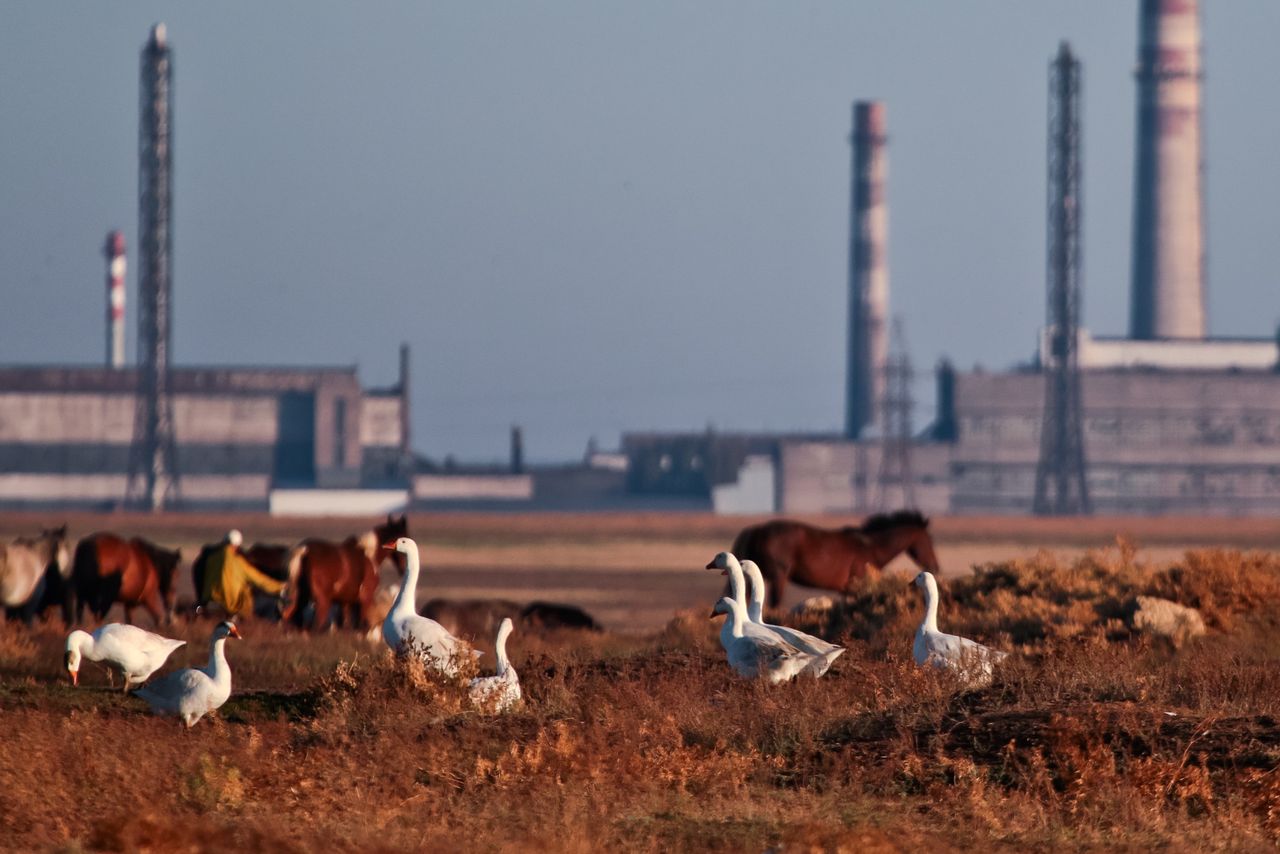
1,543,1280,851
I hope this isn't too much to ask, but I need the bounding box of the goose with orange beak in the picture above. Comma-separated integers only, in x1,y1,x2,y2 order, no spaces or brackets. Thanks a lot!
133,621,242,728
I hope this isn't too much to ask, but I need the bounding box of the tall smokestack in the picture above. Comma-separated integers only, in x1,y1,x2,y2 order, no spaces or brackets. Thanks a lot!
845,101,889,439
105,231,126,369
1129,0,1205,339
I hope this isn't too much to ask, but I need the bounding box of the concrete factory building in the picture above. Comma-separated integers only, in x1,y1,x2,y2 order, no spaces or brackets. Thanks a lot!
0,362,411,512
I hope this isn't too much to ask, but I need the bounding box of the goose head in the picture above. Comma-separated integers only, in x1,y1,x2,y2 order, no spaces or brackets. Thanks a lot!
383,536,417,557
912,570,938,594
704,552,738,575
64,629,92,686
213,621,243,641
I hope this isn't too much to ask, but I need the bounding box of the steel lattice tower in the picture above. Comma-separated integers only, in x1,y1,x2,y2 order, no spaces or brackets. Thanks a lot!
1034,42,1090,516
127,23,181,510
876,317,916,510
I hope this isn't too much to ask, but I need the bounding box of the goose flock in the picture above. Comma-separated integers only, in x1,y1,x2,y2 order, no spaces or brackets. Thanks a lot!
704,551,1008,685
56,537,1005,726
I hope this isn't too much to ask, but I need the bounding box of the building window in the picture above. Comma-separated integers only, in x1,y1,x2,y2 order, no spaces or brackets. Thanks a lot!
334,399,347,469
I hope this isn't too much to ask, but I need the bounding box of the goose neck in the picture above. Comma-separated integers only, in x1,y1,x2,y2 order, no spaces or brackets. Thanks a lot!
66,630,93,665
208,637,231,683
743,563,766,623
725,556,748,613
921,577,940,633
392,546,421,616
726,599,747,639
494,624,511,676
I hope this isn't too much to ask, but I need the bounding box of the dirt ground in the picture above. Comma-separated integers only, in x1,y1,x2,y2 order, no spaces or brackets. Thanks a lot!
4,511,1276,633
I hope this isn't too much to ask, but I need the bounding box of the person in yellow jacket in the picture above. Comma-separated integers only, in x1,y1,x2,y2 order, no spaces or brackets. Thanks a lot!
200,530,287,617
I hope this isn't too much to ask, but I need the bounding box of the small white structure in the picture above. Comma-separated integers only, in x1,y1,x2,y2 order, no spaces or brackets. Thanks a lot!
711,455,776,514
1042,328,1277,372
269,488,409,517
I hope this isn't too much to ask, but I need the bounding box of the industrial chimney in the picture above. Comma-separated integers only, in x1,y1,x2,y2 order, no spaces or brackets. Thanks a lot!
104,231,126,369
1129,0,1205,340
844,101,889,439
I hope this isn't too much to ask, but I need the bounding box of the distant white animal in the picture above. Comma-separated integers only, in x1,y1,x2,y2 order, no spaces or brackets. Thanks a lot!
912,571,1007,687
469,617,521,712
712,596,811,684
383,537,480,675
65,623,186,691
740,559,845,676
133,621,241,727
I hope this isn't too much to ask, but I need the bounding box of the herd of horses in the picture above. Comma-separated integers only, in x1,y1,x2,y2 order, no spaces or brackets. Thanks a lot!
0,509,940,631
0,515,411,631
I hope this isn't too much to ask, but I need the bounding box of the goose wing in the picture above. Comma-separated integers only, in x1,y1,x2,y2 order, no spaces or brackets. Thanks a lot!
134,668,213,713
95,625,185,678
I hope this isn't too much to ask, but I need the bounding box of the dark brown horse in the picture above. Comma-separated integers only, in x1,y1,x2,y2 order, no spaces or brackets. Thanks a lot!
72,533,182,626
282,514,408,631
730,510,940,607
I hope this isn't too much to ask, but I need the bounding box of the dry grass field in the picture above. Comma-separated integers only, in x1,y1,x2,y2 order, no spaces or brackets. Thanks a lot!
1,512,1279,851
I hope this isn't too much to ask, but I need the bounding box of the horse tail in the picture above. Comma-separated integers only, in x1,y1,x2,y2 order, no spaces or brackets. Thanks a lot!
281,544,310,626
70,537,98,602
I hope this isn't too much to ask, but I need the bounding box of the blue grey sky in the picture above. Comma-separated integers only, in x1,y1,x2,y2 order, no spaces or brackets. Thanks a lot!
2,3,1278,462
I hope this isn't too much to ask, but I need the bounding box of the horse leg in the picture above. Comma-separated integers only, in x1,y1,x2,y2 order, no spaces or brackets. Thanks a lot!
310,590,332,632
144,593,165,628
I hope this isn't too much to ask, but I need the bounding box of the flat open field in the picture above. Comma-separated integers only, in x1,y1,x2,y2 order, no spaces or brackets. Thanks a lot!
2,513,1279,851
3,511,1278,632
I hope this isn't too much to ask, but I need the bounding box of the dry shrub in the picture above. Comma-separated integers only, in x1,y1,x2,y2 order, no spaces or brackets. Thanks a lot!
3,545,1280,851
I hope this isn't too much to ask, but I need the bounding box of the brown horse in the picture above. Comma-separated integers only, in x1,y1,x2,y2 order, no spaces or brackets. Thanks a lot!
730,510,940,607
282,514,408,631
72,533,181,626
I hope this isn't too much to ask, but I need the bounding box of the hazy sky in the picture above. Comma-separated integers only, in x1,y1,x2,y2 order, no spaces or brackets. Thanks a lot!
3,3,1279,462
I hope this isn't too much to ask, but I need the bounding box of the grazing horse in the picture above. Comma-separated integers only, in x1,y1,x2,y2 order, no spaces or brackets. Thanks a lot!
0,525,70,624
730,510,940,607
283,514,408,631
72,533,181,626
422,598,603,640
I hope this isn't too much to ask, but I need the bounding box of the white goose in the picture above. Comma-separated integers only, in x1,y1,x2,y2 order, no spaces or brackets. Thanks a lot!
65,623,186,691
713,596,811,684
705,553,791,649
383,537,479,675
133,621,241,727
740,559,845,676
912,570,1007,687
469,617,521,712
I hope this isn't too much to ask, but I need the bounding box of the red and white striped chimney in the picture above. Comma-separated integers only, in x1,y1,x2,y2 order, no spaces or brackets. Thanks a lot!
845,101,889,439
1129,0,1205,340
105,230,126,369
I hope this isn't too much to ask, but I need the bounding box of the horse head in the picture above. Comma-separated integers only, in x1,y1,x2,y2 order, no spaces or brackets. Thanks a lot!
374,513,410,573
135,538,182,623
858,510,939,572
902,517,940,573
43,524,72,579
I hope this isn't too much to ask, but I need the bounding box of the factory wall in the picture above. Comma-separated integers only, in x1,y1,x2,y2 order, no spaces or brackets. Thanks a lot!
0,366,407,510
952,369,1280,515
776,440,952,516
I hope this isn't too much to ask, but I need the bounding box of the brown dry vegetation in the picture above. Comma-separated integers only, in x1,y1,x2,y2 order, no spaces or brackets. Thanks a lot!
3,534,1280,851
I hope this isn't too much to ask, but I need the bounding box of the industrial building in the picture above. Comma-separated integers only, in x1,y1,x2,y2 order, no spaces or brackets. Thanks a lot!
0,362,411,511
6,5,1280,517
619,0,1280,518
